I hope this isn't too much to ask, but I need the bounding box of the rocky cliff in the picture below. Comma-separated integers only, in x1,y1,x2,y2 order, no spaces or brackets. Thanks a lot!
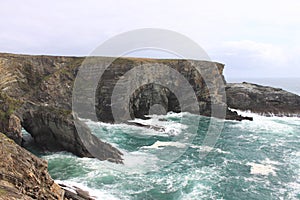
0,132,96,200
226,82,300,116
0,53,123,163
0,52,249,161
1,52,299,198
0,132,64,199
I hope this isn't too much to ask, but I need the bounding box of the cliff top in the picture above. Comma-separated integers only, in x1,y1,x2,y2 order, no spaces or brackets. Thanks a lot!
0,52,224,66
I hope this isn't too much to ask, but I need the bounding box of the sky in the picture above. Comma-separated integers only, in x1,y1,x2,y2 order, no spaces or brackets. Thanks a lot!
0,0,300,80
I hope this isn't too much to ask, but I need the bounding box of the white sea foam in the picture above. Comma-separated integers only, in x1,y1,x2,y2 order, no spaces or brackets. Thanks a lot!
142,141,186,149
55,180,121,200
190,145,231,154
129,114,187,136
247,162,277,176
229,109,298,135
230,108,300,123
83,112,188,139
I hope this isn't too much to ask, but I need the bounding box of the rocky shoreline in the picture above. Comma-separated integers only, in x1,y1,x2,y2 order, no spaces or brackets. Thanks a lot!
1,53,300,199
226,82,300,116
0,132,94,200
0,52,249,160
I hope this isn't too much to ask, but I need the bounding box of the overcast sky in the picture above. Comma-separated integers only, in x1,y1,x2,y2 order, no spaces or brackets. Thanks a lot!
0,0,299,80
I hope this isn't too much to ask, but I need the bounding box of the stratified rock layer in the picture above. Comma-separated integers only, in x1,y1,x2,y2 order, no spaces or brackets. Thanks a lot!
0,53,248,161
226,82,300,116
0,132,95,200
0,53,123,163
0,132,65,199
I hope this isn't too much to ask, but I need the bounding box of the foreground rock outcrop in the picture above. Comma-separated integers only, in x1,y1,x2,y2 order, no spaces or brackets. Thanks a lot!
226,82,300,116
0,53,123,163
0,132,63,199
0,132,96,200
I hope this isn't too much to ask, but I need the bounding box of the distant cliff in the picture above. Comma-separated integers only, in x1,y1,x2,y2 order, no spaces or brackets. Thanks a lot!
226,82,300,116
0,53,247,161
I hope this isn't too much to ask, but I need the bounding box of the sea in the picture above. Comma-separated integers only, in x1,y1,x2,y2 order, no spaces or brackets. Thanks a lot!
24,78,300,200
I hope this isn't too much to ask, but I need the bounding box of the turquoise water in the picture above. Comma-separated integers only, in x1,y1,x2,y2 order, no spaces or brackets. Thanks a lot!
40,111,300,200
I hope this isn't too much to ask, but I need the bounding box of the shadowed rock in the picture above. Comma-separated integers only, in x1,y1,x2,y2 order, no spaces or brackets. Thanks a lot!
226,82,300,116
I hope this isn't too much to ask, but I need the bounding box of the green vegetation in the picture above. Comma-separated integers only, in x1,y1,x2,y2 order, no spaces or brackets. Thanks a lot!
0,92,22,120
0,188,7,196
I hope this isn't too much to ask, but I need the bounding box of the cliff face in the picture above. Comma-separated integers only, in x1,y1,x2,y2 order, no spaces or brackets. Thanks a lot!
82,58,229,122
226,82,300,116
0,132,65,199
0,132,95,200
0,53,123,163
0,53,246,161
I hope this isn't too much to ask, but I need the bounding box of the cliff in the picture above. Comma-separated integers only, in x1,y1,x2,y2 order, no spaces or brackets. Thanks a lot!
1,52,298,198
0,132,64,199
0,53,123,163
0,132,96,200
0,52,250,161
226,82,300,116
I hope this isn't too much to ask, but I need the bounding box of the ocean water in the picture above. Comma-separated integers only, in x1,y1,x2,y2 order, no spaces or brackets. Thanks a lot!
36,110,300,200
22,79,300,200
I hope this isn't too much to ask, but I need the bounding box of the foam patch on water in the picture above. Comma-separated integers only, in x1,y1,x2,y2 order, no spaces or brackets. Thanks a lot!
83,112,188,139
129,115,188,136
247,162,277,176
230,108,300,124
142,141,186,149
246,158,281,176
229,109,298,135
55,180,121,200
120,151,162,173
86,119,168,137
190,145,231,154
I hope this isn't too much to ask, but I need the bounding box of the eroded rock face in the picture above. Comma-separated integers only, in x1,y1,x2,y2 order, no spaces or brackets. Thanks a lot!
93,58,237,121
0,53,249,162
226,82,300,116
0,53,123,163
0,132,95,200
0,132,65,199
